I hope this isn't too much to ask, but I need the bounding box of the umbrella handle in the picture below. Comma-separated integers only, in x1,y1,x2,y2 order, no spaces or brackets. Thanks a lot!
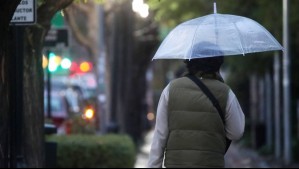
214,2,217,14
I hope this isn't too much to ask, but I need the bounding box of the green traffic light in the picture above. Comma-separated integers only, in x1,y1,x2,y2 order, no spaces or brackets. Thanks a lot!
61,58,72,69
49,52,56,58
49,64,58,72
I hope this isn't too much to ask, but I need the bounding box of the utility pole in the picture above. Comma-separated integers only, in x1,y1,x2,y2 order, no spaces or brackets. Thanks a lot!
283,0,291,165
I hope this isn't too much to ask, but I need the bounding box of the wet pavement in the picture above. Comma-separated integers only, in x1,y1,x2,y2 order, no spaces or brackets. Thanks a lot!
134,130,153,168
225,143,269,168
134,129,299,168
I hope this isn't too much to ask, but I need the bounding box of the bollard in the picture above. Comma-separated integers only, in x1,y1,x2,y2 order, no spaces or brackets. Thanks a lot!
44,124,57,168
106,122,119,133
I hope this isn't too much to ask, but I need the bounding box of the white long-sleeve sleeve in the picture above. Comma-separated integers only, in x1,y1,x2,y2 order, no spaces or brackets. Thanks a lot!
147,85,245,168
225,90,245,140
147,84,170,168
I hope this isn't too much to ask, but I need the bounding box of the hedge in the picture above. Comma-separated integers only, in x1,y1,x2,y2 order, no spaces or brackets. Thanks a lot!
46,134,136,168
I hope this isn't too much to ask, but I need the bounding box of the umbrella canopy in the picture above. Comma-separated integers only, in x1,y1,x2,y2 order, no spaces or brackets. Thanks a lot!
153,10,283,60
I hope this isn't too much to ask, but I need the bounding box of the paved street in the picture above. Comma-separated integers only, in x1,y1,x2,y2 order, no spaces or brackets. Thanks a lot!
134,129,299,168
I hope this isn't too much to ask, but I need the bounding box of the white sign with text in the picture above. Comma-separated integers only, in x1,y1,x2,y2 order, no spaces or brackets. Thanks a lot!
11,0,36,25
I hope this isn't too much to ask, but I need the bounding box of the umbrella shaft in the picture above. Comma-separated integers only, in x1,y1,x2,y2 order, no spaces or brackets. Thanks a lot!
213,2,217,14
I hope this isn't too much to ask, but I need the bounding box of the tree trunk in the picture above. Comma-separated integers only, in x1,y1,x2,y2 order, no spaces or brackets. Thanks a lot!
125,39,157,143
0,0,73,167
106,0,134,138
106,0,158,143
22,1,73,167
22,26,46,168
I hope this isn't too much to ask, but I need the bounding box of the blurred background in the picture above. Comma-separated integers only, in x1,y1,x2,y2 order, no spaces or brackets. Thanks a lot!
1,0,299,168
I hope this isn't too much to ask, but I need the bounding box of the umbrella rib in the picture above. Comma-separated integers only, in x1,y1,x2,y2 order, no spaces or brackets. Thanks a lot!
188,24,201,60
233,22,246,55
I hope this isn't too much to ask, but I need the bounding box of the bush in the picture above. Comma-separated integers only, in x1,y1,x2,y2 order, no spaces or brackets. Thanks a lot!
293,139,299,162
69,115,97,135
47,134,136,168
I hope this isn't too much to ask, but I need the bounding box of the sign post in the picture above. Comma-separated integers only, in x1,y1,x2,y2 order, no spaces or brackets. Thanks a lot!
8,0,36,167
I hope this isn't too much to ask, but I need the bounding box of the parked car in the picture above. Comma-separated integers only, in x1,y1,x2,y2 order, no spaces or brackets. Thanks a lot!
44,91,69,134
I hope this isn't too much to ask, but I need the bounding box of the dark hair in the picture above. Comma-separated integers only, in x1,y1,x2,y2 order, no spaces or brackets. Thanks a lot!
184,56,224,75
185,42,224,75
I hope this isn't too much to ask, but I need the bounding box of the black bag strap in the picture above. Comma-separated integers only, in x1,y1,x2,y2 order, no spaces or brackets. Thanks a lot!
186,74,225,124
186,74,231,152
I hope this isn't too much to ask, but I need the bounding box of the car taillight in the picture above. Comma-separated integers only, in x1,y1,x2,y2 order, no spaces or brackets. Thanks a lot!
52,117,65,127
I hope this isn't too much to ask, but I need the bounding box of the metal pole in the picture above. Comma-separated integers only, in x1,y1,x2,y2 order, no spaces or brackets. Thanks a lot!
98,5,107,133
283,0,291,165
10,25,26,168
265,72,273,148
108,9,119,133
250,75,258,148
259,77,265,123
297,100,299,140
15,26,26,168
274,52,281,158
46,50,52,119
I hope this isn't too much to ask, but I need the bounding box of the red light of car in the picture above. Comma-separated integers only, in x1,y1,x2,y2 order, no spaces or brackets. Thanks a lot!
80,62,92,73
52,117,65,128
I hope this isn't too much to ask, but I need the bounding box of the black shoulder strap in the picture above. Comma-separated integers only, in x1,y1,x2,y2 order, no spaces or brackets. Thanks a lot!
186,74,225,124
186,74,231,153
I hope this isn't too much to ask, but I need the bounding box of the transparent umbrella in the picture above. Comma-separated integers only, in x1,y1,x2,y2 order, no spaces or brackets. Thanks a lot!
153,3,283,60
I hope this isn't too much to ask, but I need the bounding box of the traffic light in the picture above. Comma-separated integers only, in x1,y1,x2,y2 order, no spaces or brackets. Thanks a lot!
69,61,93,76
43,52,93,76
43,52,72,75
49,52,56,58
49,54,61,72
43,55,48,69
61,58,72,69
80,62,92,73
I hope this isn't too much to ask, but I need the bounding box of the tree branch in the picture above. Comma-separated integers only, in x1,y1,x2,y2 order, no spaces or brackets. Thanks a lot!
71,2,90,13
64,7,94,56
64,2,99,58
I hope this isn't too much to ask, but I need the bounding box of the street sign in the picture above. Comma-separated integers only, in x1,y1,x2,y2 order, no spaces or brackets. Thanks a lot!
10,0,36,25
51,11,65,28
44,29,69,48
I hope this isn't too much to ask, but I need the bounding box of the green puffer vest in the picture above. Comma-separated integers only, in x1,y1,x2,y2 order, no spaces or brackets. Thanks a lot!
165,74,230,168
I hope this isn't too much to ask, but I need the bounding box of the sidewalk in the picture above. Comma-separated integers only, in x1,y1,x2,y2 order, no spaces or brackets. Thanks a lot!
134,130,153,168
134,129,298,168
225,143,269,168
